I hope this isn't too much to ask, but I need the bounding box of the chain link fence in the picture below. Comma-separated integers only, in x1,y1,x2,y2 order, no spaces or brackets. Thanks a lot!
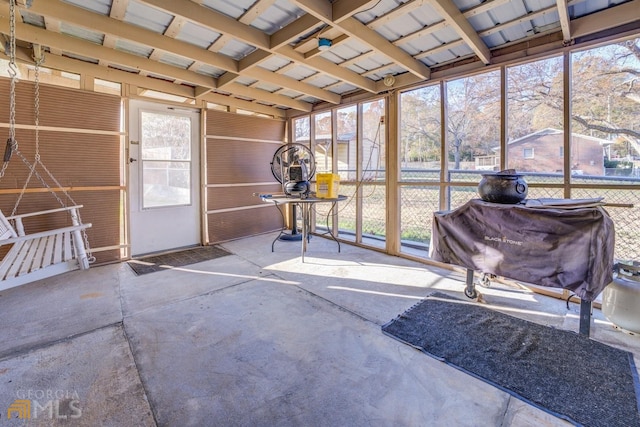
314,170,639,262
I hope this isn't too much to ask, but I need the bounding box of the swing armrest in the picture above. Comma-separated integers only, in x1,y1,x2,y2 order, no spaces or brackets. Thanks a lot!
0,223,92,245
6,205,85,221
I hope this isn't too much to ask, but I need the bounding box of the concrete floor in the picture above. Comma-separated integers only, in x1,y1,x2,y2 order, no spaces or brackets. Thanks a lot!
0,232,639,426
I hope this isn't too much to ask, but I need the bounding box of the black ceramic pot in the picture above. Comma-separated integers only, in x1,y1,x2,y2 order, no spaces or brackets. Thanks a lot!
478,169,528,204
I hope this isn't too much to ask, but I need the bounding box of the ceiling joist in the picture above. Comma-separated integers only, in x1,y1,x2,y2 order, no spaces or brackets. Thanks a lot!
12,0,338,107
0,0,634,117
426,0,491,65
290,0,431,80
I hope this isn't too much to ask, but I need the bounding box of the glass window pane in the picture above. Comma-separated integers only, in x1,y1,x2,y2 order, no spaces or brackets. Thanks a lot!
446,71,500,180
571,38,640,184
400,85,442,182
141,111,191,160
362,99,386,244
506,56,564,183
314,111,332,173
142,161,191,208
336,105,357,181
294,116,310,144
335,106,357,241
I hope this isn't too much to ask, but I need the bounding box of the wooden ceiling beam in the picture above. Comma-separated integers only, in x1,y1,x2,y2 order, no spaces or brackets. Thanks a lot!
43,17,63,55
238,0,278,25
556,0,572,42
138,0,270,49
18,0,337,104
5,46,297,116
270,13,321,50
0,19,216,86
139,0,375,92
277,44,376,92
427,0,491,64
332,0,380,24
109,0,129,20
290,0,431,80
571,0,640,39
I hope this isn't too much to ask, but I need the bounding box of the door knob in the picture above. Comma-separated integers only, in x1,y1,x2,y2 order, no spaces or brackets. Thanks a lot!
129,157,137,163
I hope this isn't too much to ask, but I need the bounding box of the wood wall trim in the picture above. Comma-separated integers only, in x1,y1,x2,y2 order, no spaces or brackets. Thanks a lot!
206,182,276,188
205,135,283,144
0,123,123,136
206,204,271,214
0,186,124,194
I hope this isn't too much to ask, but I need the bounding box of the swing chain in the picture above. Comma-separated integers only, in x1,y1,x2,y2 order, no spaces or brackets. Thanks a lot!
33,54,42,162
1,0,19,179
1,6,94,263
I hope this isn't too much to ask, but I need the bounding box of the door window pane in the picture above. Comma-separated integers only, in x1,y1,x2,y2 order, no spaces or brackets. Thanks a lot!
140,111,192,208
142,161,191,208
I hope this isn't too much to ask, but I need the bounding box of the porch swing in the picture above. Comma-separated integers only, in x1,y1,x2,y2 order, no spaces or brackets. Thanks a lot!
0,0,93,291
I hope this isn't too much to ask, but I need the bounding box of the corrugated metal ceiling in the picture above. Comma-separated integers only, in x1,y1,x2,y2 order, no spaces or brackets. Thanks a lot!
2,0,636,115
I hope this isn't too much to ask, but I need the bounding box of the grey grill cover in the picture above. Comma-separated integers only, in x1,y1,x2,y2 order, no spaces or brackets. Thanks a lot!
430,199,615,301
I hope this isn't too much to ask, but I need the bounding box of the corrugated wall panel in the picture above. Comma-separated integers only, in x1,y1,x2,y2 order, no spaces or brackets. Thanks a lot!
206,139,278,185
205,110,285,244
0,80,121,132
208,208,282,242
0,130,120,189
0,78,122,266
206,110,284,141
207,183,282,211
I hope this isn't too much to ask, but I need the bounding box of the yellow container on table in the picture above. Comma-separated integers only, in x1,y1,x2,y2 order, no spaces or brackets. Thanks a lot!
315,173,340,198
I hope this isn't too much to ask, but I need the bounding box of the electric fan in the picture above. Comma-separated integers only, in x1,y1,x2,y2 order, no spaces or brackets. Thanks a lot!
271,143,316,197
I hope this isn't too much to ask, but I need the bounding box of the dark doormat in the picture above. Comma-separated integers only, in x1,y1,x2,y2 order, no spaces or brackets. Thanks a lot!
127,245,232,276
382,292,640,427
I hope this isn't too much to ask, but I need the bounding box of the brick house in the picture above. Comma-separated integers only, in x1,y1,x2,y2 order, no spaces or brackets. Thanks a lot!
477,129,610,175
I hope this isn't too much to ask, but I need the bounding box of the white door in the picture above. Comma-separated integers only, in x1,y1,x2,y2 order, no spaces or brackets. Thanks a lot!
128,100,201,256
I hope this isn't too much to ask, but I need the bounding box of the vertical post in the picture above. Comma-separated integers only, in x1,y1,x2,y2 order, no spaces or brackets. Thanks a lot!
14,218,25,236
579,299,591,336
465,268,476,299
70,208,90,270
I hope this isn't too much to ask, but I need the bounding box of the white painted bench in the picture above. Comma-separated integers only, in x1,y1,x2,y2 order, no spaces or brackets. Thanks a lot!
0,205,92,291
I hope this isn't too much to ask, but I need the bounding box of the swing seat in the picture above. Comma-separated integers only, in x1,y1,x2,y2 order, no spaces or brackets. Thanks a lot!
0,205,92,291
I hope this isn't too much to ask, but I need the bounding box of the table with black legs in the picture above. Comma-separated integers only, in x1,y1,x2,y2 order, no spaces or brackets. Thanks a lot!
260,194,346,262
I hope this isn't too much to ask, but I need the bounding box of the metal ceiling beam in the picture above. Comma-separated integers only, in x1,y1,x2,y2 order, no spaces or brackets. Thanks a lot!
427,0,491,64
